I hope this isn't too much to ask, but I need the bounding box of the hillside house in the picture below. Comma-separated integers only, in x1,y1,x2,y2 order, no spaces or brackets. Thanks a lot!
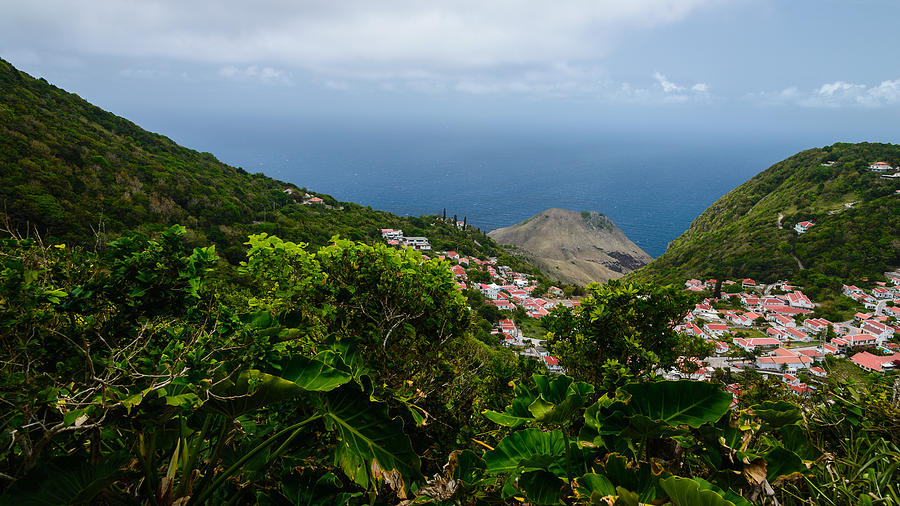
756,348,813,370
381,228,403,240
783,327,811,342
842,285,864,297
542,355,564,373
860,320,895,342
786,291,814,309
850,352,900,373
488,300,515,311
734,337,780,352
809,366,827,377
767,327,786,340
767,314,796,327
868,162,894,172
872,287,895,299
794,221,814,234
703,323,730,337
402,237,432,251
742,278,757,289
802,318,833,334
844,334,878,348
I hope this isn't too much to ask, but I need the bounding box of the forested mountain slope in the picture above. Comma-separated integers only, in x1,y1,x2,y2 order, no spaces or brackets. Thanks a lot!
628,143,900,291
0,58,522,267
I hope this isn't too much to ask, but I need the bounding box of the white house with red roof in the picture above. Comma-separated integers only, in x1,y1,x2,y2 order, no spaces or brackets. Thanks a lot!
794,221,814,234
703,323,730,337
756,348,813,370
860,320,895,342
542,355,564,373
684,322,706,338
764,304,813,316
842,285,864,297
844,334,878,348
734,337,780,352
786,291,814,309
802,318,833,334
526,305,550,319
742,278,757,289
381,228,404,240
783,327,811,342
872,287,895,299
767,327,786,340
489,300,515,311
809,366,827,377
767,314,796,327
547,286,564,297
868,161,894,172
850,352,900,373
782,373,800,386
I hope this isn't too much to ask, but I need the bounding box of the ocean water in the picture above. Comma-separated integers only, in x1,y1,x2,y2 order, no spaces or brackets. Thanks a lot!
191,122,812,258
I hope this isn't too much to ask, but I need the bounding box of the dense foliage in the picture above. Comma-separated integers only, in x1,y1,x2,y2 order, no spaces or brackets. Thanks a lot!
629,143,900,293
542,281,712,391
2,227,897,504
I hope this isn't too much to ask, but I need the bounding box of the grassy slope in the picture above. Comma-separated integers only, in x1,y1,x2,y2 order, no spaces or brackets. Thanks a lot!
628,143,900,294
0,58,539,273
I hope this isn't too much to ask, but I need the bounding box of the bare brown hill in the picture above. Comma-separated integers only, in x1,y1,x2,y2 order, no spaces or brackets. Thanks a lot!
488,208,651,286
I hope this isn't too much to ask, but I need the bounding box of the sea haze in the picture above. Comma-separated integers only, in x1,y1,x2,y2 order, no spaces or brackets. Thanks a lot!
177,119,816,258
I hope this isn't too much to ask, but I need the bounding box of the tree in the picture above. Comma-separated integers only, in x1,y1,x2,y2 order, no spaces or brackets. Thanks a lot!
542,280,709,391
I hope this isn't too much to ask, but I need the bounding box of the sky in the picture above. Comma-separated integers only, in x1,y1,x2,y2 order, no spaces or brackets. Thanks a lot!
2,1,900,149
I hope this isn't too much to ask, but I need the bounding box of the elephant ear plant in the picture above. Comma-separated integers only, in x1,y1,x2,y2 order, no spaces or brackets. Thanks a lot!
452,376,816,505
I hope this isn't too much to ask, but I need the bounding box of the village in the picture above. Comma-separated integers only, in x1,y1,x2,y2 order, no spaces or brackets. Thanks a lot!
679,276,900,404
379,226,900,399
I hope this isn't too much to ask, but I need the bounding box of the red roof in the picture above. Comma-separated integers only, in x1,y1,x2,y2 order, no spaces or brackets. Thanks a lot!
543,356,559,366
851,352,900,372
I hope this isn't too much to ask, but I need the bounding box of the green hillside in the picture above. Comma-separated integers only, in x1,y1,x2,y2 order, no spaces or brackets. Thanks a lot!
628,143,900,291
0,58,526,269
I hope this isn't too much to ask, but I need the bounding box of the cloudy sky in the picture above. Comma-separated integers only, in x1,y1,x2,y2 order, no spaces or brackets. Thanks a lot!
2,0,899,143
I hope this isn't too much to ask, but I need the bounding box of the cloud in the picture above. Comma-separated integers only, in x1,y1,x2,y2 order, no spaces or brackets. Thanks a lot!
218,65,292,85
750,79,900,108
654,72,684,93
1,0,719,94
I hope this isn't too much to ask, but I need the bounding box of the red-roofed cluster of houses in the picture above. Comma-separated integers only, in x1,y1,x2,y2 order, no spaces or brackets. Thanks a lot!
681,274,900,375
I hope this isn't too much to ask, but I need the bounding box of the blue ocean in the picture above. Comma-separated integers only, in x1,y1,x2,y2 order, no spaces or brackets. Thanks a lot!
184,121,819,258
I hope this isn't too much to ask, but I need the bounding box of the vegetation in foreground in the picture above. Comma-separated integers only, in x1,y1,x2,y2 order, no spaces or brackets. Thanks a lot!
1,226,897,505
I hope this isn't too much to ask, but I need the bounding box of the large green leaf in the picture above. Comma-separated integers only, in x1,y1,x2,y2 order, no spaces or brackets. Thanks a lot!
279,355,352,391
574,473,616,503
518,469,565,505
659,476,738,506
322,384,422,499
205,356,351,417
600,453,668,503
765,447,806,483
483,429,568,475
780,423,822,461
620,381,732,428
483,375,594,427
0,453,129,505
747,400,802,428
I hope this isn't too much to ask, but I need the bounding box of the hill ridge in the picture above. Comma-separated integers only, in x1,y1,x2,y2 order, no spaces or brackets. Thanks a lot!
488,207,651,285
